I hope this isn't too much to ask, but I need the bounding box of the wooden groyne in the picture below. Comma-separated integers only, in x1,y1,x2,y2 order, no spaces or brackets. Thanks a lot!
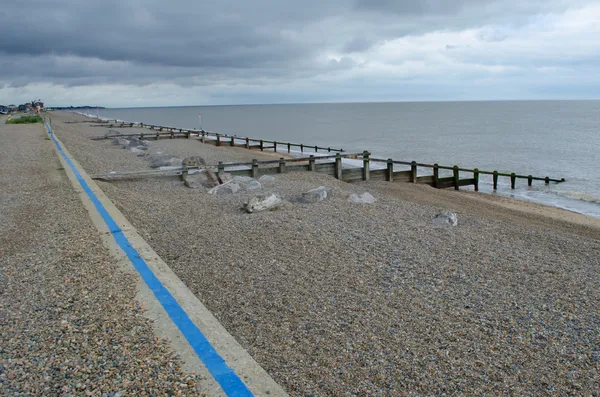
94,124,345,154
88,118,565,190
93,151,565,191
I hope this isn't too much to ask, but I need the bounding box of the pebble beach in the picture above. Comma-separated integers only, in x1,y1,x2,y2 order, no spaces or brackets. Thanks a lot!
5,111,600,396
0,119,205,395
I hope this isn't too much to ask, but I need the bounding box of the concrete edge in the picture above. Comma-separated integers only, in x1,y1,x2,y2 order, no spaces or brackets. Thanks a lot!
45,123,288,396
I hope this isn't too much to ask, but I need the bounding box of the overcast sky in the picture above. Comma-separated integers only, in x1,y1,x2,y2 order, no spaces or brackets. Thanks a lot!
1,0,599,107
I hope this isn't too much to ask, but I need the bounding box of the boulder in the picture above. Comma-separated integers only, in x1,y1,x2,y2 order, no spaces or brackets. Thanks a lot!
183,172,209,189
258,175,276,184
433,211,458,226
301,186,332,203
182,156,206,167
111,137,130,147
348,192,376,204
130,147,148,156
244,194,283,213
128,139,148,149
214,183,241,196
247,180,262,190
150,155,182,168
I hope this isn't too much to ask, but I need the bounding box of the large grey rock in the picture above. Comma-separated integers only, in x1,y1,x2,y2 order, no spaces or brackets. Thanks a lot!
111,137,130,147
129,147,148,156
183,172,208,189
244,194,283,213
258,175,276,184
182,156,206,167
128,139,148,149
348,192,376,204
214,183,240,196
150,155,182,168
247,180,262,190
301,186,332,203
433,211,458,226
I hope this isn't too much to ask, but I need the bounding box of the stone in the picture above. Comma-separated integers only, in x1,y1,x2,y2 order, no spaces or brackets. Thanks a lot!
111,137,129,147
301,186,332,203
433,211,458,226
128,139,148,149
244,194,283,213
150,155,182,168
210,182,240,196
182,156,206,167
258,175,276,184
247,180,262,190
129,147,147,156
348,192,376,204
183,173,208,189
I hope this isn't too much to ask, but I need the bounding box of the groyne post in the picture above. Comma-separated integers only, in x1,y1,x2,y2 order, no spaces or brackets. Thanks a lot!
274,141,278,152
335,154,343,180
300,144,304,153
217,135,221,146
309,155,316,171
245,138,250,149
433,164,439,188
493,171,498,190
252,159,258,178
230,136,235,146
260,140,264,151
386,159,394,182
362,151,371,181
453,166,459,190
201,131,206,143
411,161,417,183
511,173,516,189
287,143,291,153
528,175,533,187
278,158,286,173
545,176,550,185
473,168,479,192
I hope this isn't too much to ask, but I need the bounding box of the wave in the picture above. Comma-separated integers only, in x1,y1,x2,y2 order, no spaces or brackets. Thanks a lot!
554,191,600,205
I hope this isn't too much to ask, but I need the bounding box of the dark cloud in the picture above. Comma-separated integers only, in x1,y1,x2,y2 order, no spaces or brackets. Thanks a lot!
0,0,593,96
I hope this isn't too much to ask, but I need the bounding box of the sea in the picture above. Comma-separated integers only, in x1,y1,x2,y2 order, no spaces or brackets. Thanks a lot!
85,101,600,218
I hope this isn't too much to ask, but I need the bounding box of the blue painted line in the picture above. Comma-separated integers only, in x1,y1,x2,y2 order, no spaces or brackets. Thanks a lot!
44,121,254,397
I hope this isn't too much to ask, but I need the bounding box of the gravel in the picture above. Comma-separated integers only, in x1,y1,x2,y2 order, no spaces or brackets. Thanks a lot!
0,121,205,395
50,112,600,396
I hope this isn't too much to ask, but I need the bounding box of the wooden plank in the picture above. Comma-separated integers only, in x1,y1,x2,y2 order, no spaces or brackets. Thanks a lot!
458,178,475,187
287,164,310,173
369,169,387,181
416,175,434,185
392,170,411,183
342,168,364,182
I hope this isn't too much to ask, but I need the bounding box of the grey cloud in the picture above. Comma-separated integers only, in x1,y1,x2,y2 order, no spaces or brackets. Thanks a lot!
0,0,593,95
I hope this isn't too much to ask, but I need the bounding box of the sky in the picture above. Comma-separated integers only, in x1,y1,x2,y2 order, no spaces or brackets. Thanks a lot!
0,0,599,107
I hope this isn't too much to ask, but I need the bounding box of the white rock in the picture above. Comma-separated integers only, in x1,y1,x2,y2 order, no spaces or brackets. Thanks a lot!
348,192,376,204
301,186,332,203
209,182,241,196
244,194,282,213
433,211,458,226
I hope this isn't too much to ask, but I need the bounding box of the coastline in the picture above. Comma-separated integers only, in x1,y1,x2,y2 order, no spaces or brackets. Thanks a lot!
48,110,600,395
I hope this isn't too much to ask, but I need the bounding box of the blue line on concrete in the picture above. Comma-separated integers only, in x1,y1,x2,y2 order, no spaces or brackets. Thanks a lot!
44,121,254,397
